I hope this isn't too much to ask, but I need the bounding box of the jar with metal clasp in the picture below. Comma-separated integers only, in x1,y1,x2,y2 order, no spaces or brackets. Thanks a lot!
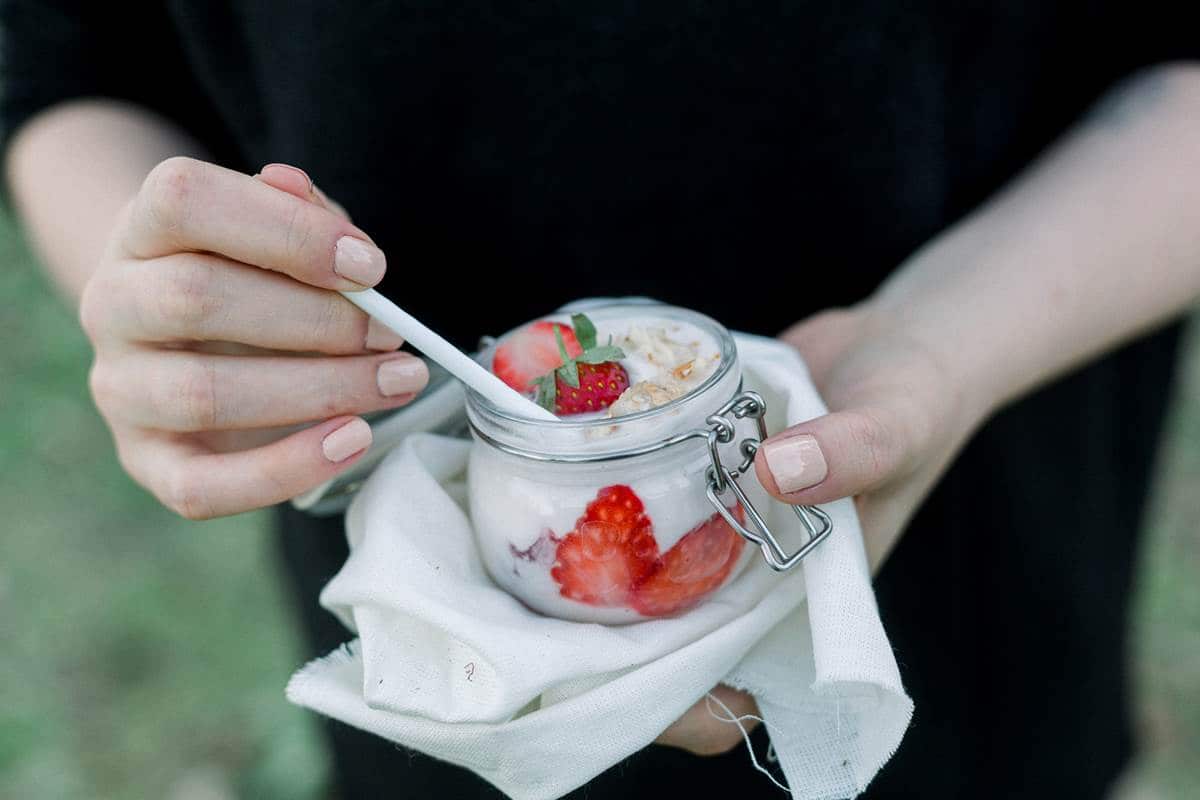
466,303,831,624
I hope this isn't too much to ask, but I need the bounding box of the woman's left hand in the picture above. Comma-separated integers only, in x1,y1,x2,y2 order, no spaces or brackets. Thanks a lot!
655,301,989,755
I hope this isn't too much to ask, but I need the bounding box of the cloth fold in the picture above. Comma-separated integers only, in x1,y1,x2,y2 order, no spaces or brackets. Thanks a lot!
287,334,912,799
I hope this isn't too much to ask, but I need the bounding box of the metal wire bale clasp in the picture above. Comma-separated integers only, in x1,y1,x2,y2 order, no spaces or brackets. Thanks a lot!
702,391,833,571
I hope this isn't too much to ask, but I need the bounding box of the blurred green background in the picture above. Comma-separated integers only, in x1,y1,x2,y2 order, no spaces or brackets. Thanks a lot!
1,206,1197,799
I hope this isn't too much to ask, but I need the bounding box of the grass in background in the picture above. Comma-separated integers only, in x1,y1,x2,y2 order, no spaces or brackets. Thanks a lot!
1117,316,1200,799
0,208,1196,799
0,215,327,798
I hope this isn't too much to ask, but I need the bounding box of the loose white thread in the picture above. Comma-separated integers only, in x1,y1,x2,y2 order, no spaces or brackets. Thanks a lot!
704,693,791,794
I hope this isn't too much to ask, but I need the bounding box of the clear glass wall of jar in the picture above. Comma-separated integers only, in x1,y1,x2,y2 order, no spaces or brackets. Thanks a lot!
466,304,768,624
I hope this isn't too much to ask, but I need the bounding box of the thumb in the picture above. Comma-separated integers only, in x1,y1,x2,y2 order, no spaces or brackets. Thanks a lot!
753,407,907,506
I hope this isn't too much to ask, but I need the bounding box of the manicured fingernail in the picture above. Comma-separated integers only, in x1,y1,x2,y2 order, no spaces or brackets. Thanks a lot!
763,434,828,493
334,236,386,287
376,357,428,396
365,317,404,351
322,418,371,463
262,163,313,193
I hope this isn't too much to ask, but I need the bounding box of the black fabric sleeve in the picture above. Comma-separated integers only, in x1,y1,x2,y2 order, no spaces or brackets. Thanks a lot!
0,0,236,160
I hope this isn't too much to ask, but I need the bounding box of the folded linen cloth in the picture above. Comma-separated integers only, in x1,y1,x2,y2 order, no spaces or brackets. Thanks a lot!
286,334,913,799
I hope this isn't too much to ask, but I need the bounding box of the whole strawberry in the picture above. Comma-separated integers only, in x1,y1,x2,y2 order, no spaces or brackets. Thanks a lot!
529,313,630,416
553,360,631,415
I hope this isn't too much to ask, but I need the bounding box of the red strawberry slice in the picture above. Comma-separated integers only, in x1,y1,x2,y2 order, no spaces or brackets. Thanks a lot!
554,360,630,416
631,506,746,616
551,485,658,606
492,321,582,394
549,484,745,616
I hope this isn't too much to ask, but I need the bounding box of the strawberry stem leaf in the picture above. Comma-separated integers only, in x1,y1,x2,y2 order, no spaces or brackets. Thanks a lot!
534,373,557,411
553,325,572,365
571,313,598,351
575,345,625,364
557,361,580,388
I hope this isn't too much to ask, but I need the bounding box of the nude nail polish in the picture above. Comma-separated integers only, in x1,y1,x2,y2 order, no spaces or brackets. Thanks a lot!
377,358,429,396
763,434,828,493
322,418,372,463
334,236,386,287
365,317,404,351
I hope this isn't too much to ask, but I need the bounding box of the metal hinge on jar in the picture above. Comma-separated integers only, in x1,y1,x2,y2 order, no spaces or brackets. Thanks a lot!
700,391,833,571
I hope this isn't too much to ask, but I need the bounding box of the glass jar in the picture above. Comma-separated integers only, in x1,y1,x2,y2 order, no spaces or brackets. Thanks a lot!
466,303,832,624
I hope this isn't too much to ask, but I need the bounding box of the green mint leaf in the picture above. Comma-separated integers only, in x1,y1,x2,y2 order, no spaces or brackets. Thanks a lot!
557,361,580,388
574,345,625,364
571,313,598,351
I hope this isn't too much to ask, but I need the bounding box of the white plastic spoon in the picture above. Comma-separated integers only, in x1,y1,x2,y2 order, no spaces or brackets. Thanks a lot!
342,289,558,421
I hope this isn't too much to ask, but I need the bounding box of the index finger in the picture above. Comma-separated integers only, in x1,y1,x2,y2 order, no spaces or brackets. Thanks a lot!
123,157,384,290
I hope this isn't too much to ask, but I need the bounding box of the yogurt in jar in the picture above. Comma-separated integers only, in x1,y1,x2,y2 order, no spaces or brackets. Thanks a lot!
598,316,721,417
467,303,764,624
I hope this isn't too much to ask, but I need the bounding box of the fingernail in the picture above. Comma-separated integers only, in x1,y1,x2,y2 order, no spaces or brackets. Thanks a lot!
262,163,313,193
763,434,828,493
377,357,428,396
322,418,372,463
334,236,386,287
365,317,404,351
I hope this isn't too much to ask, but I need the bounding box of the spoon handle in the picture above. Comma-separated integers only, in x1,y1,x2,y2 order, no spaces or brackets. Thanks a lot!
342,289,558,421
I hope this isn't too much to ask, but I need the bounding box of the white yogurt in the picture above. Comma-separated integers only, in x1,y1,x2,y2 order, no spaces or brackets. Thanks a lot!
601,317,721,412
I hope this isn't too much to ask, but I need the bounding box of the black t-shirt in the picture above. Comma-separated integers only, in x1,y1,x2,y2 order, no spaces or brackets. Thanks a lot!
3,2,1193,797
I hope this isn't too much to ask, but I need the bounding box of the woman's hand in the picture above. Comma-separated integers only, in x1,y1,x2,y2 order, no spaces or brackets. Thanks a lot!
657,302,986,755
80,158,428,519
658,65,1200,757
754,304,983,570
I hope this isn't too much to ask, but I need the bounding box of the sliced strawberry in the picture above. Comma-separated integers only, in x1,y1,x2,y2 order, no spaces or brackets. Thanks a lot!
631,505,746,617
549,485,745,616
492,321,582,394
554,360,630,416
551,485,658,607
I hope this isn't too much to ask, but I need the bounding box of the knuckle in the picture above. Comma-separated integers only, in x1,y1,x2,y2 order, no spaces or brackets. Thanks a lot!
281,201,317,262
165,357,220,430
163,466,215,521
318,396,343,419
112,438,142,484
314,364,346,417
87,360,119,415
260,467,294,506
143,257,220,333
321,398,344,418
141,156,205,239
312,293,353,347
78,279,106,341
847,408,901,485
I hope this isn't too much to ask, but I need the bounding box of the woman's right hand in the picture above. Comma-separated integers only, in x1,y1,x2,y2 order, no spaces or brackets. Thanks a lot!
80,157,428,519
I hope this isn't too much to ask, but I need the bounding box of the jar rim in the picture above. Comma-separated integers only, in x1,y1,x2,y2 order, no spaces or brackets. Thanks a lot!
466,303,740,457
468,377,746,463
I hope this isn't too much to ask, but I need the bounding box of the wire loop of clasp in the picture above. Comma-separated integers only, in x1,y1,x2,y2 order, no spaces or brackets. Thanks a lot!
701,391,833,572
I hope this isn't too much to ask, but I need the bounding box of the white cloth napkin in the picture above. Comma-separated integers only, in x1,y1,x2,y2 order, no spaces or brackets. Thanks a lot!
286,334,913,799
